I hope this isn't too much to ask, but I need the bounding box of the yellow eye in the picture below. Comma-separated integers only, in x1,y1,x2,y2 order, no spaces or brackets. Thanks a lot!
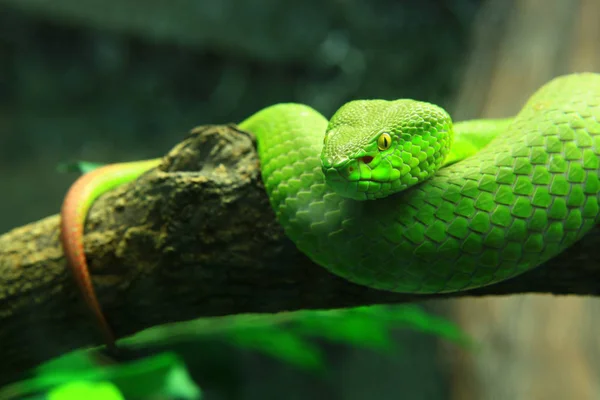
377,132,392,150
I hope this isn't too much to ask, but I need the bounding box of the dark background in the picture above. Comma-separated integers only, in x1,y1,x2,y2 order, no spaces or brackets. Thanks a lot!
0,0,480,230
2,0,599,399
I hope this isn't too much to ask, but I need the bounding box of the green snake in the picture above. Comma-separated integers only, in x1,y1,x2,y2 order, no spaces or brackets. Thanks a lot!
60,73,600,348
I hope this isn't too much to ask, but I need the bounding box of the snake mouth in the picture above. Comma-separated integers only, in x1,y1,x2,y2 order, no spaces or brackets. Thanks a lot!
360,155,374,164
325,171,386,185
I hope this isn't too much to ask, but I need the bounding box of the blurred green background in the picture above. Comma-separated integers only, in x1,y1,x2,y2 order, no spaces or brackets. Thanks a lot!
2,0,600,399
0,0,479,230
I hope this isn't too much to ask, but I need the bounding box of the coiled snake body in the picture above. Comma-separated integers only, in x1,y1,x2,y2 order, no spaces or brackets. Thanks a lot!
60,73,600,348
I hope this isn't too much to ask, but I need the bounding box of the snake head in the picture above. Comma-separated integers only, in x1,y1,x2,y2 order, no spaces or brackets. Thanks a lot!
321,99,453,201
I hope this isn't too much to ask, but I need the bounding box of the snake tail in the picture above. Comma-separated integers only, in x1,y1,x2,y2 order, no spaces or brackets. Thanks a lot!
60,159,161,349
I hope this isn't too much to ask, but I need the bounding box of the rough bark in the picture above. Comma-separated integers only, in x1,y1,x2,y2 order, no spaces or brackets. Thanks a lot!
1,124,600,384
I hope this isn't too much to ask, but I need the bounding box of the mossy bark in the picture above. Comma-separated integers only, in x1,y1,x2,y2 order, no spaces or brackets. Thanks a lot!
1,124,599,384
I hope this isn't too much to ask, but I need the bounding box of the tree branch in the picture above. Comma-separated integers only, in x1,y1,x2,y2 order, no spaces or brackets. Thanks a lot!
1,124,599,383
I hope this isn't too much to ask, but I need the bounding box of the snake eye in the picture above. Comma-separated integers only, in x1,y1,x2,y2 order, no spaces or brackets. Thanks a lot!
377,132,392,151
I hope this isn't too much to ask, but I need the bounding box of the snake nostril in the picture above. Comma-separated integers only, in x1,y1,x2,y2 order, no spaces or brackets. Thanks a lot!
361,156,374,164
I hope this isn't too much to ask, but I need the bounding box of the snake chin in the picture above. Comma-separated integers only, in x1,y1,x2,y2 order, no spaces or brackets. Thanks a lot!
324,170,390,201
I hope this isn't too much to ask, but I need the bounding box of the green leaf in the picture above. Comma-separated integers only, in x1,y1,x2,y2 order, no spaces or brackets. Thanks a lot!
47,381,124,400
293,308,395,351
35,351,99,377
56,161,105,175
0,352,201,400
109,353,201,399
225,326,325,371
2,304,470,399
123,305,471,371
383,305,472,346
